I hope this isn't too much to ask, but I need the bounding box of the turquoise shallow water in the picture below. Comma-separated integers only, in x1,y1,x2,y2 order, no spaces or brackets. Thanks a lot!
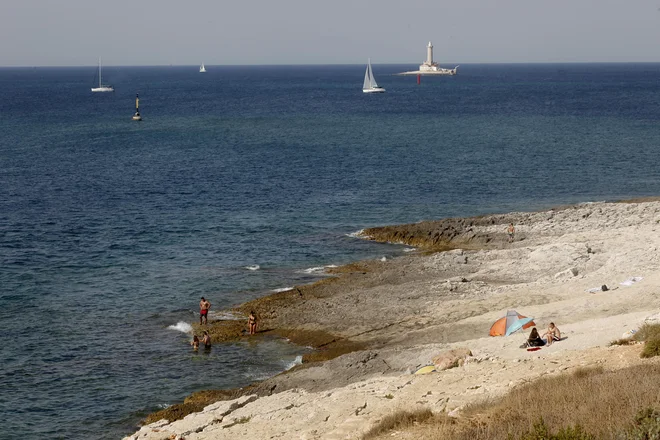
2,63,660,439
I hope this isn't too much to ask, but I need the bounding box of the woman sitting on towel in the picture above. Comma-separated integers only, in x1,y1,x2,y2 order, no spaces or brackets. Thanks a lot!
542,322,561,346
526,327,545,347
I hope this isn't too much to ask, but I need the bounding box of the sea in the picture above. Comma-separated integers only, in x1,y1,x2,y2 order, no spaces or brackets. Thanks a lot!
2,63,660,440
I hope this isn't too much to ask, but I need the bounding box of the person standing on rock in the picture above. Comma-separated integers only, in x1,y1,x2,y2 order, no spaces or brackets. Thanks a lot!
507,223,515,243
248,311,257,335
199,297,211,325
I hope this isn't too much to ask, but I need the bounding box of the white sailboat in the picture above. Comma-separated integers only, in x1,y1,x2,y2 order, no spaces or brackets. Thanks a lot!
199,63,206,73
362,59,385,93
91,57,114,92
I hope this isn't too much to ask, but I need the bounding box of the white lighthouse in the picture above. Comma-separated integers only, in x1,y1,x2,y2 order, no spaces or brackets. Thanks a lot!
426,41,434,65
398,41,458,76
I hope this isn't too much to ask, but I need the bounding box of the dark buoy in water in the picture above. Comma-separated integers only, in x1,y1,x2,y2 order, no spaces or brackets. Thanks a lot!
132,93,142,121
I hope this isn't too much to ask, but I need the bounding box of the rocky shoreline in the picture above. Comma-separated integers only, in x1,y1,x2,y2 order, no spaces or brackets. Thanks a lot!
126,200,660,440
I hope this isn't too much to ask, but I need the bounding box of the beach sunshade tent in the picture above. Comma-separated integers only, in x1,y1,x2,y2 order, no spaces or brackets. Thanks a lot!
489,310,535,336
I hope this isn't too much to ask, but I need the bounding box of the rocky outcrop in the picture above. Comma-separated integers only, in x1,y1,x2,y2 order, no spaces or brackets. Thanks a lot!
360,214,518,249
432,348,473,370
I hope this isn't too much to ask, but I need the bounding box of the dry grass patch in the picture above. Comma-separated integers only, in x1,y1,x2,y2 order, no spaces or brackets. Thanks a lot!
361,408,439,439
610,324,660,359
385,363,660,440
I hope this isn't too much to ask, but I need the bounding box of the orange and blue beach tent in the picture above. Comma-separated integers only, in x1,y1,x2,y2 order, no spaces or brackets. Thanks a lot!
489,310,535,336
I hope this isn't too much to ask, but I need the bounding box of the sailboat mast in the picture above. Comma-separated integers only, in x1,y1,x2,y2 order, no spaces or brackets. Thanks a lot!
135,94,139,111
99,57,102,88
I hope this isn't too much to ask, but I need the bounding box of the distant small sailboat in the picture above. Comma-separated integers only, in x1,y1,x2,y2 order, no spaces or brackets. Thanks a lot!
199,63,206,73
132,94,142,121
91,57,114,92
362,58,385,94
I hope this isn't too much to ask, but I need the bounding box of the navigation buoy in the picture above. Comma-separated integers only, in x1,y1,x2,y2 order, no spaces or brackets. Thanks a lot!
132,93,142,121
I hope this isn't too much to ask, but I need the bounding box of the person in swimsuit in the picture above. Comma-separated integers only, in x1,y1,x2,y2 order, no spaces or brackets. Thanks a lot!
248,311,257,335
199,297,211,325
542,322,561,346
507,223,515,243
202,331,212,349
190,334,200,351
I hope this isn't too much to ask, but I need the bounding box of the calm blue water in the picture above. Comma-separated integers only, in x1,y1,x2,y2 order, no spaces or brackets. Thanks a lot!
2,63,660,439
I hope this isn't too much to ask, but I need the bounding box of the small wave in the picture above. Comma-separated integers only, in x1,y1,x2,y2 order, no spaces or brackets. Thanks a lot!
380,256,387,261
245,265,260,271
157,403,171,409
300,264,339,274
285,355,303,370
302,266,326,274
167,322,193,333
346,229,365,238
271,287,294,293
403,247,416,252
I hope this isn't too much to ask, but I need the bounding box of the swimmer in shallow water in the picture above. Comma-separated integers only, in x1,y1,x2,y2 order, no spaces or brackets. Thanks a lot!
191,334,200,351
202,331,211,349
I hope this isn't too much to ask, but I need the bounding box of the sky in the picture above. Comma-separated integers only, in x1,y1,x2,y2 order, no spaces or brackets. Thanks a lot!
2,0,660,66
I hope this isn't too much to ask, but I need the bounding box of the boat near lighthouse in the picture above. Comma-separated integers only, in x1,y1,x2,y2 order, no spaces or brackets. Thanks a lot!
362,59,385,93
398,42,458,76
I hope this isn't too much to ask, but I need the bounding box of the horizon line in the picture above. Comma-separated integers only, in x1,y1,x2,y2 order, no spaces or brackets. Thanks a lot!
3,61,660,69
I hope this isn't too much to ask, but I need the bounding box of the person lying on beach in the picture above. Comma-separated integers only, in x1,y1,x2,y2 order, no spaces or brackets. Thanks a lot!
542,322,561,346
248,311,257,335
523,327,545,348
190,335,200,351
202,331,212,349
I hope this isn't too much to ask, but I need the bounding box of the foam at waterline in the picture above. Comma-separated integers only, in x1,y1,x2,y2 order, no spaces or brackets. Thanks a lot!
301,264,338,274
285,355,303,370
346,229,365,238
245,265,260,271
271,287,294,293
167,322,193,333
403,247,416,252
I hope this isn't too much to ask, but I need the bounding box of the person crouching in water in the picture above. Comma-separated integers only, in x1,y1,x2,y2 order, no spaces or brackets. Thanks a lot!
248,311,257,335
190,334,200,351
202,331,212,350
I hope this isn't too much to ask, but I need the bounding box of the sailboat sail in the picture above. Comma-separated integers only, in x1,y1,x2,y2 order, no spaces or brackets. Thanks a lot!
91,57,114,92
363,64,371,90
362,58,385,93
368,62,379,88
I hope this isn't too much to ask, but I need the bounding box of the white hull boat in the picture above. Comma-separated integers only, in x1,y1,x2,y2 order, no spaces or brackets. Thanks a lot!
362,59,385,93
91,57,114,92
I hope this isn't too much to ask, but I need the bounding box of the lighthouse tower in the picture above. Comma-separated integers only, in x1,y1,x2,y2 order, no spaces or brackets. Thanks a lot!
419,41,440,72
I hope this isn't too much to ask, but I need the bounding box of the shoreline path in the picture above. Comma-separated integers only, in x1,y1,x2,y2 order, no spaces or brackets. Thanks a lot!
125,199,660,440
